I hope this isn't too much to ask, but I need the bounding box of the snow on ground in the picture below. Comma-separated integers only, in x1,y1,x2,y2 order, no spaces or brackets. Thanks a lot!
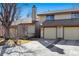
54,44,79,56
0,41,55,56
0,40,79,56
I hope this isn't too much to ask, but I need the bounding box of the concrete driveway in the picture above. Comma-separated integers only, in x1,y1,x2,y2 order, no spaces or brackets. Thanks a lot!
37,39,79,56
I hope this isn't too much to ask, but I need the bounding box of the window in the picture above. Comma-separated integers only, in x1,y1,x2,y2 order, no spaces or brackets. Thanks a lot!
46,15,54,20
72,13,79,18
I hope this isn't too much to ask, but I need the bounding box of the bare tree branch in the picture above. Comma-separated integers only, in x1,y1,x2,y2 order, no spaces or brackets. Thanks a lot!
0,3,20,40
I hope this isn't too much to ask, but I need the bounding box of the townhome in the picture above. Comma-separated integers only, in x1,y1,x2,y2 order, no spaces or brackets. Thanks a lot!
1,5,79,40
38,9,79,40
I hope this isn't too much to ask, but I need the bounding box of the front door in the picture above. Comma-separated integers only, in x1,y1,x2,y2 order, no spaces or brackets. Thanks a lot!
57,26,63,39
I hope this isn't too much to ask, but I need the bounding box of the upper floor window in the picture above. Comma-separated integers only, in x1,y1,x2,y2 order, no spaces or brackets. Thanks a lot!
46,15,54,21
72,13,79,18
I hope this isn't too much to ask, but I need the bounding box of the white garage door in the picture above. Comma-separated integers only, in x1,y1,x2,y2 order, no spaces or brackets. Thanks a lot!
44,28,56,39
64,27,79,40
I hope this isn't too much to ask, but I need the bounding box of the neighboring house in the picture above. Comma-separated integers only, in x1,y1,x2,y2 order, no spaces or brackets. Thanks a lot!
0,18,35,39
37,9,79,40
10,18,35,38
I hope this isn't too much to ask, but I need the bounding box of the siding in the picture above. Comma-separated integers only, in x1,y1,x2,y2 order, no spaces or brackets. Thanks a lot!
17,24,28,38
38,13,72,21
55,13,72,20
27,25,35,37
38,16,46,23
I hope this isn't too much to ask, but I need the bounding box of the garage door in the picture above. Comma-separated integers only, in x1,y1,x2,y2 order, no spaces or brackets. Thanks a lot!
44,28,56,39
64,27,79,40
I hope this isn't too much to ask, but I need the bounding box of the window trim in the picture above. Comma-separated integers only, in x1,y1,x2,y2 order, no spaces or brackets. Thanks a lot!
46,15,54,21
72,12,79,19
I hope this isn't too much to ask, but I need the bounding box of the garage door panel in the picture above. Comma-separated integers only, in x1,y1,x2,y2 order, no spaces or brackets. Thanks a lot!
64,27,79,40
44,28,56,39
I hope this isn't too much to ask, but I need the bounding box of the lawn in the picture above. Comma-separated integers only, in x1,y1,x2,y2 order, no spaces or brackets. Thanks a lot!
0,38,31,46
17,39,31,44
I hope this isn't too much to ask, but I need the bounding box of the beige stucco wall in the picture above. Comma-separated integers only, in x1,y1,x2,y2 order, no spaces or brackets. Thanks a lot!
55,13,72,20
38,13,72,21
41,28,43,38
27,24,35,37
44,28,56,39
38,16,46,23
64,27,79,40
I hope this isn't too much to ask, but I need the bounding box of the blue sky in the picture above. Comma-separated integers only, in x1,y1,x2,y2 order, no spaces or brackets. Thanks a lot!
18,3,79,19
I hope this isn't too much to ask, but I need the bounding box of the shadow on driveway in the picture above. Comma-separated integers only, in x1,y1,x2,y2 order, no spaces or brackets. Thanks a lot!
57,40,79,46
31,38,79,55
47,44,65,54
37,39,65,54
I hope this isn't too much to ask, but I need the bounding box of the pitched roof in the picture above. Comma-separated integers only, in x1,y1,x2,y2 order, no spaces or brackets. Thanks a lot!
37,8,79,16
11,18,32,26
42,19,79,27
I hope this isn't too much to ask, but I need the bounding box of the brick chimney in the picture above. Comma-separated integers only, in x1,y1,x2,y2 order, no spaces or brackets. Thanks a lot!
32,5,36,22
32,5,40,38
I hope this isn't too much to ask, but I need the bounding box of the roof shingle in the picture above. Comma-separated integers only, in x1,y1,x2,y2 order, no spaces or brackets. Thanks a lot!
42,19,79,27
